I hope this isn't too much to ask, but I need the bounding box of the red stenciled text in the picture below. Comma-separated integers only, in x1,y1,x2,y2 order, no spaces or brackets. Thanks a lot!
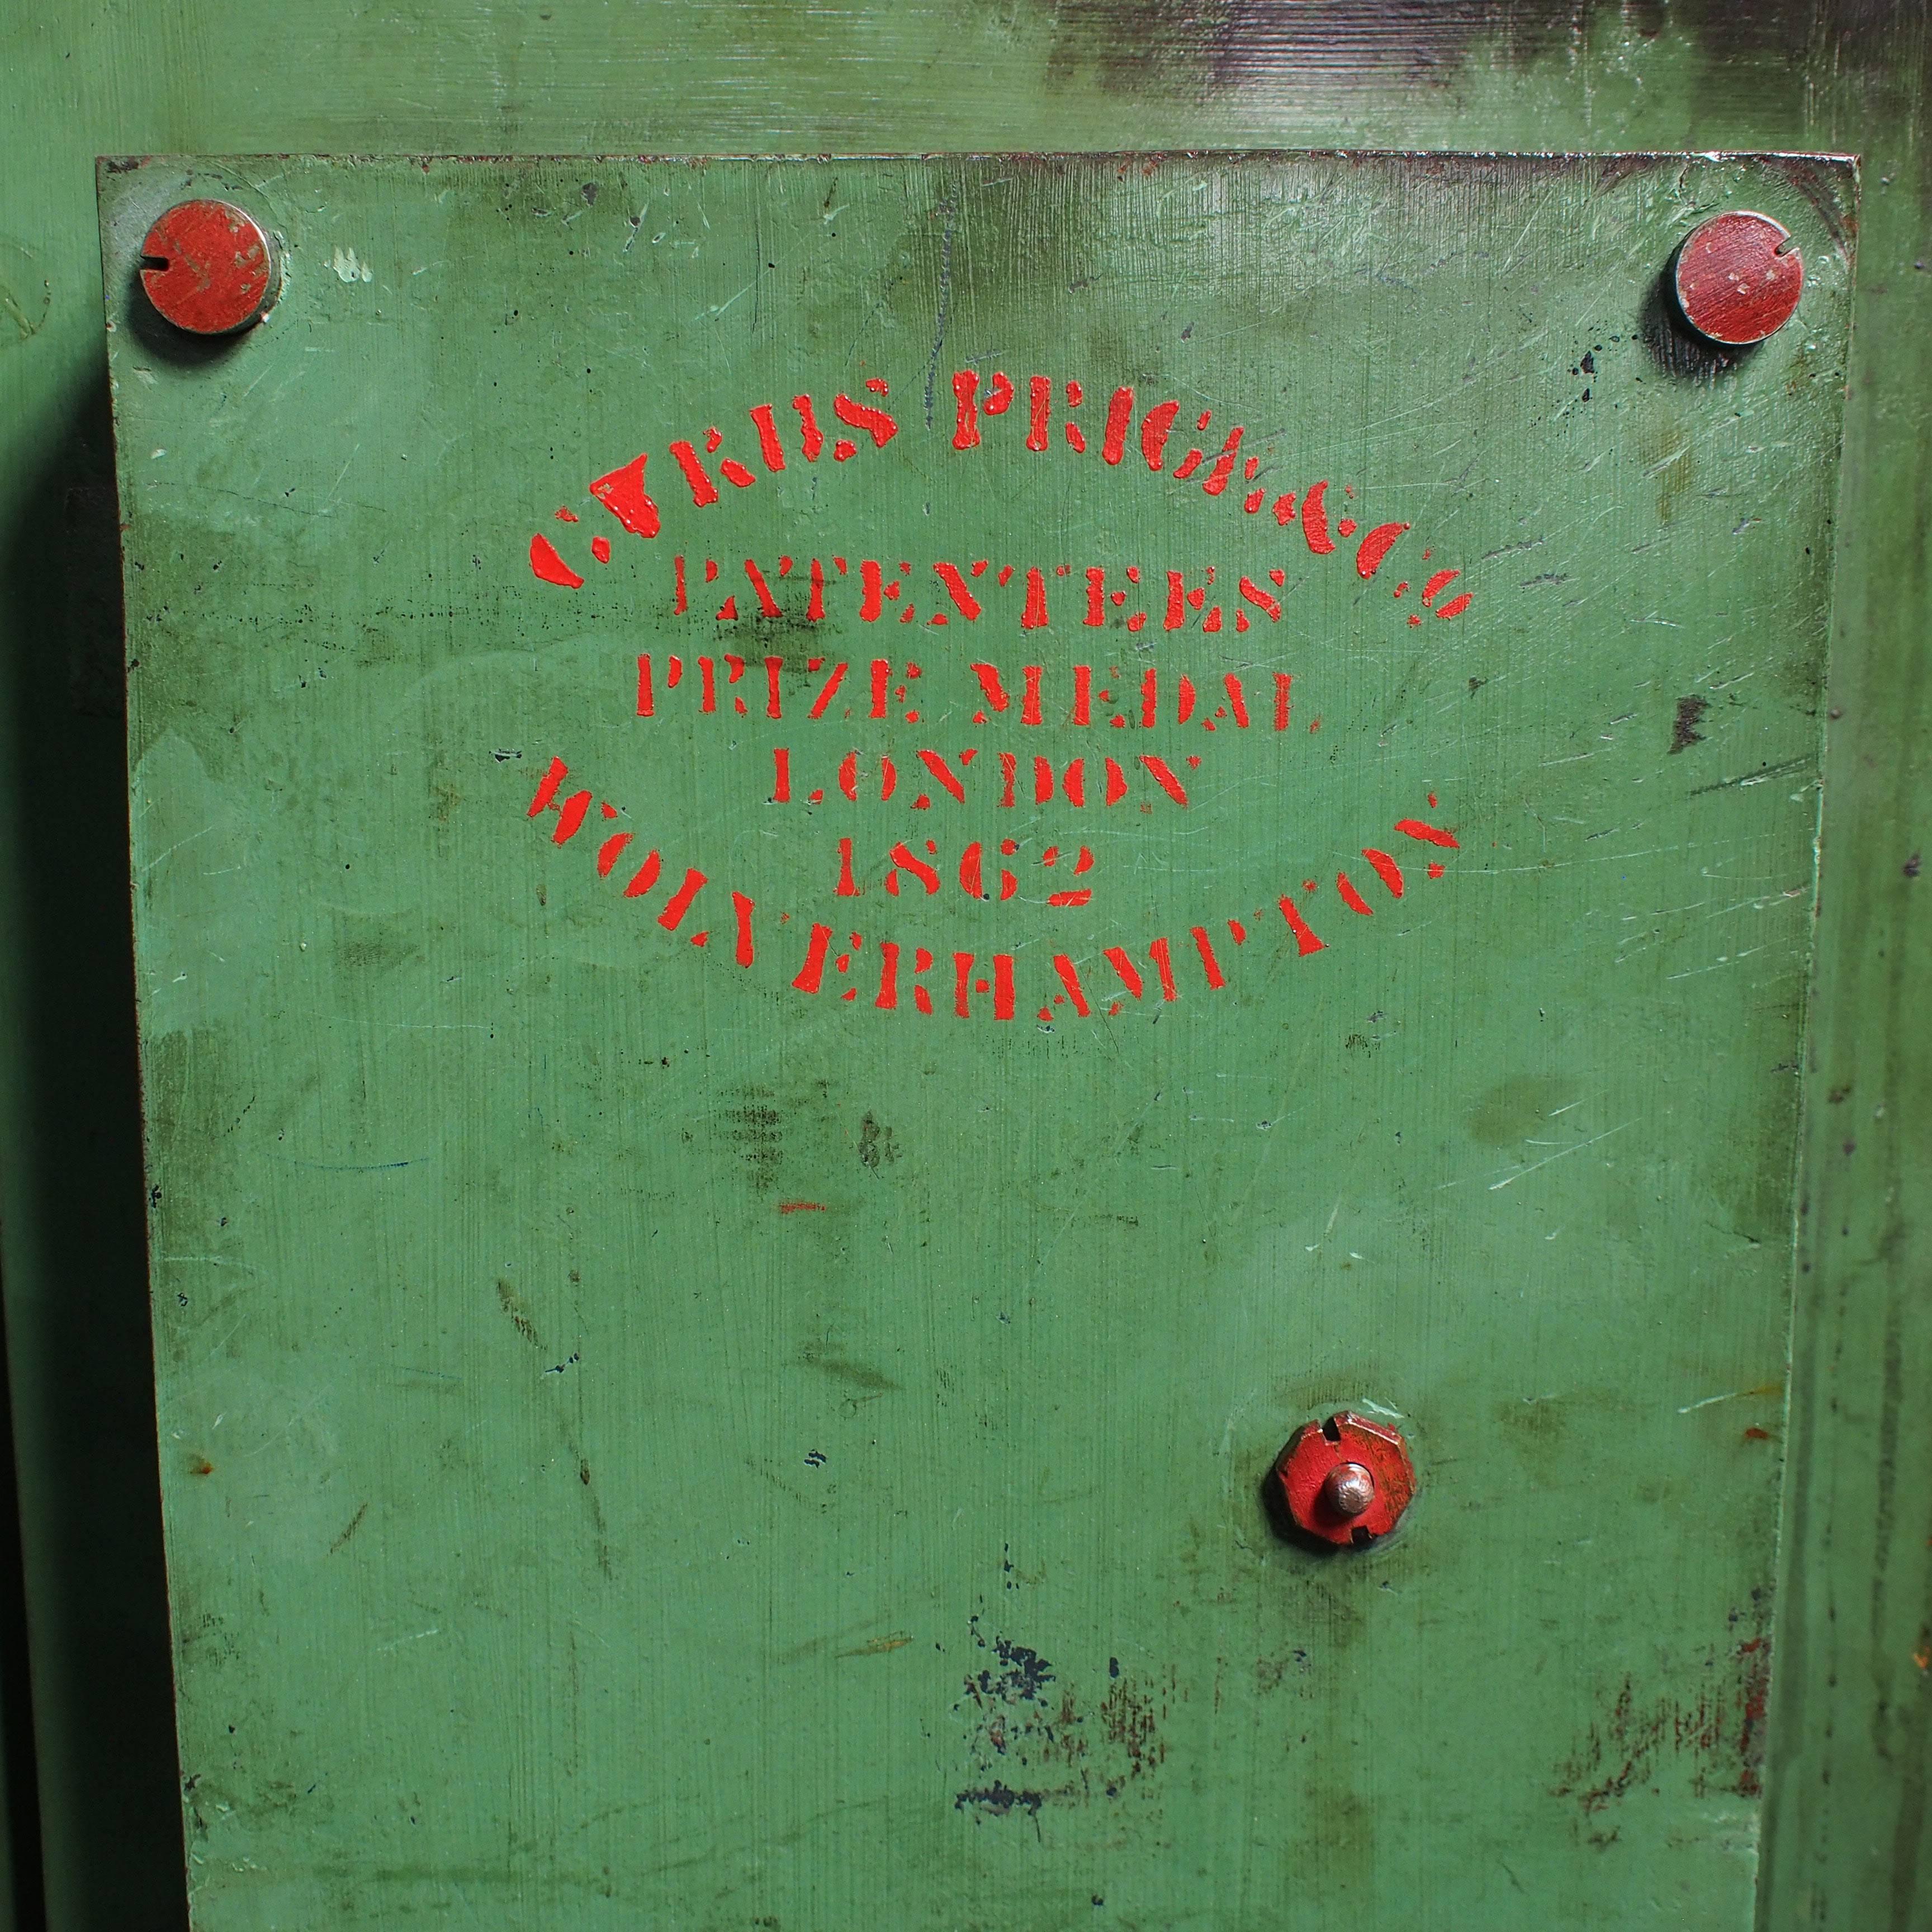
523,754,1461,1025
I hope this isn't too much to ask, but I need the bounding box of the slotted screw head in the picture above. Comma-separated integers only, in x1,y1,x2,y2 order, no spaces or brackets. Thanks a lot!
1671,211,1802,347
140,199,279,335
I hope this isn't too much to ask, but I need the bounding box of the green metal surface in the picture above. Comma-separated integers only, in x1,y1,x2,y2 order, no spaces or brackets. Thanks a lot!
98,149,1849,1928
1,9,1930,1931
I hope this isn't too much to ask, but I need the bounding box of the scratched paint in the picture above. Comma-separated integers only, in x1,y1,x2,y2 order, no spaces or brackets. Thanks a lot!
98,150,1852,1931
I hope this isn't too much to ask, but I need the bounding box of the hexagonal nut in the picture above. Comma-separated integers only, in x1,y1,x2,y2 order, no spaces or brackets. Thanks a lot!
1272,1411,1416,1548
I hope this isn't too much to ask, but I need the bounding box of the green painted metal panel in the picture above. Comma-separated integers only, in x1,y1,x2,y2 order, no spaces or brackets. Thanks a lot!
97,149,1852,1928
3,9,1932,1931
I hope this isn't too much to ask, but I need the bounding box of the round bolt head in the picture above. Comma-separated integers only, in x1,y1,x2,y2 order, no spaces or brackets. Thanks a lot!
140,199,279,335
1672,211,1802,347
1320,1461,1376,1520
1273,1412,1415,1547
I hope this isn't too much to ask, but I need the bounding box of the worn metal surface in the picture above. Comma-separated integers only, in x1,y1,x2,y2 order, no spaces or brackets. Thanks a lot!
97,148,1849,1929
3,8,1931,1931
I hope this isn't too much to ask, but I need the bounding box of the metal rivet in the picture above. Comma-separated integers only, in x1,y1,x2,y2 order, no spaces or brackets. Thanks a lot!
139,199,279,336
1320,1461,1376,1520
1272,1411,1417,1549
1671,211,1803,348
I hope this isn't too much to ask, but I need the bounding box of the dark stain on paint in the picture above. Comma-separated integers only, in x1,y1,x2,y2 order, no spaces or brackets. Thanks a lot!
1670,694,1711,754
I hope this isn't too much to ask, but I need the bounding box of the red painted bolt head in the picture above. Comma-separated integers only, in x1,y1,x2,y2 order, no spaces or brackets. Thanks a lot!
1671,211,1802,348
1273,1411,1415,1547
139,199,279,335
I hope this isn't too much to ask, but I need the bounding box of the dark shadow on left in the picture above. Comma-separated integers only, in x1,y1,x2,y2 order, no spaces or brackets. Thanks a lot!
0,361,188,1930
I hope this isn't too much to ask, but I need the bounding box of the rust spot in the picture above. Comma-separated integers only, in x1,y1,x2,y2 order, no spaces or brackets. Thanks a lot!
1555,1627,1772,1829
967,1632,1054,1704
858,1111,901,1169
1736,1640,1770,1798
1669,694,1710,754
840,1633,912,1657
1256,1648,1311,1692
953,1616,1172,1815
1556,1679,1707,1816
495,1278,543,1350
954,1782,1043,1817
778,1200,826,1214
799,1346,898,1394
187,1456,214,1477
721,1094,784,1187
1099,1674,1166,1778
328,1500,369,1554
1743,1426,1773,1442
